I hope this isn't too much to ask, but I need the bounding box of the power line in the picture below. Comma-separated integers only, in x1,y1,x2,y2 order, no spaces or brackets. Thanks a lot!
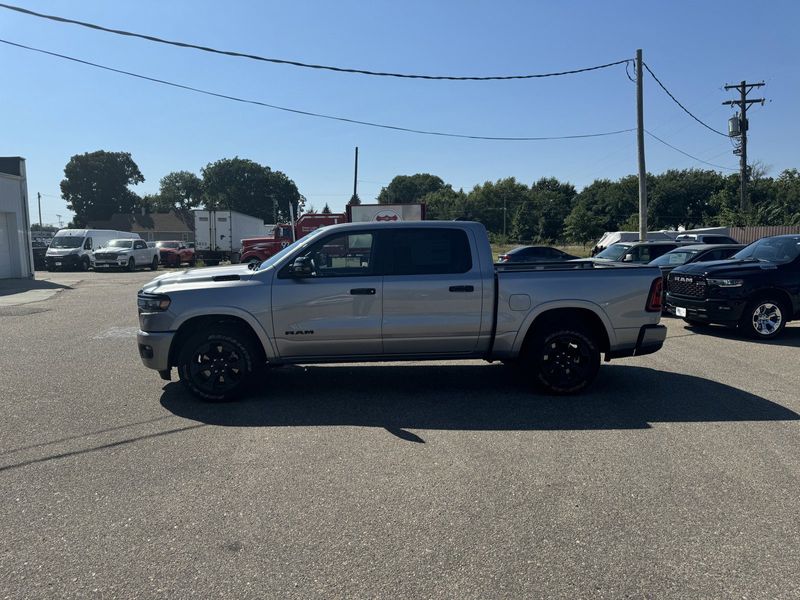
0,2,632,81
0,39,636,142
642,62,729,137
645,130,736,171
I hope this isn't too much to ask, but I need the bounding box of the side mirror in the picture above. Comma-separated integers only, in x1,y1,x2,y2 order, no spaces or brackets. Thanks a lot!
623,253,635,262
291,256,314,276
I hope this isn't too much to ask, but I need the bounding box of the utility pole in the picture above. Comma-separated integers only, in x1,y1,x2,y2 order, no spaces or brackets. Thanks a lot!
353,146,359,199
55,214,63,228
636,48,647,241
37,192,42,227
723,81,765,211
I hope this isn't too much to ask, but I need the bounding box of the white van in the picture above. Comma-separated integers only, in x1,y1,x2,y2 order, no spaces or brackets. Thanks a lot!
45,229,141,271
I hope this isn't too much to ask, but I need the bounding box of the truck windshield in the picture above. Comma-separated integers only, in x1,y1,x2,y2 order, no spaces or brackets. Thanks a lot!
156,242,180,249
108,240,133,248
732,237,800,264
595,243,632,261
50,236,84,249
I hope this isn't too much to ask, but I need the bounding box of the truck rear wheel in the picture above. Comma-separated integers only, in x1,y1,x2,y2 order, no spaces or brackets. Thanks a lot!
177,326,260,402
150,256,159,271
525,327,600,395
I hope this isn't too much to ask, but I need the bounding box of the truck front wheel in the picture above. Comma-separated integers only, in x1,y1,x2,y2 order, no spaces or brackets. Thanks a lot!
740,297,787,340
177,327,260,402
525,327,600,395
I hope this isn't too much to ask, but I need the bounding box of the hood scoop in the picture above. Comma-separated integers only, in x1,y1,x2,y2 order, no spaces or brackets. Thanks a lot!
212,274,241,282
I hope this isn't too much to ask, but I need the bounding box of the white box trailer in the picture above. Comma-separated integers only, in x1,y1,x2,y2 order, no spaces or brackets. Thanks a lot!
193,209,269,265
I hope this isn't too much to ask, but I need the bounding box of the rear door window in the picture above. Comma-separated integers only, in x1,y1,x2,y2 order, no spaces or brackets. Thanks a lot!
387,229,472,275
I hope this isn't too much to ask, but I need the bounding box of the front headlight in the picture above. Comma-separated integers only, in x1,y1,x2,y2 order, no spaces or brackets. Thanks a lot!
137,293,171,312
707,278,744,288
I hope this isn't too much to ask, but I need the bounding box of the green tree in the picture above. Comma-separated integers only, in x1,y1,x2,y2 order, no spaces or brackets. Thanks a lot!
348,193,361,206
419,187,467,220
201,157,303,223
564,203,604,247
377,174,445,204
60,150,144,226
158,171,203,211
321,203,332,214
466,178,530,235
510,201,538,243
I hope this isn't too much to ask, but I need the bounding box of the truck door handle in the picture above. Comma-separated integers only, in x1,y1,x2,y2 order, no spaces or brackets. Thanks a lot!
449,285,474,292
350,288,376,295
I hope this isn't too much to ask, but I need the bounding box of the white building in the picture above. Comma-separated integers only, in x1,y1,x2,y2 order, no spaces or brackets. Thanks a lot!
0,157,34,279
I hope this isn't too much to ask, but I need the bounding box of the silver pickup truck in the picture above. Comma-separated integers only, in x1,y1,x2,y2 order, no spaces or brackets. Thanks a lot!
137,221,666,401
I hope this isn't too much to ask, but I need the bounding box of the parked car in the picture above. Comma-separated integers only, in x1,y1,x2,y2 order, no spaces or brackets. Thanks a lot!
591,240,691,264
155,240,196,267
674,233,739,244
94,238,159,271
137,221,666,401
666,235,800,339
497,246,577,263
649,244,745,277
31,239,49,270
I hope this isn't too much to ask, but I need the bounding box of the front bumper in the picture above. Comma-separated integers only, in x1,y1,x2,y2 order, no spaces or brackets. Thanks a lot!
665,294,746,324
137,330,175,372
45,254,80,269
95,259,130,268
606,324,667,360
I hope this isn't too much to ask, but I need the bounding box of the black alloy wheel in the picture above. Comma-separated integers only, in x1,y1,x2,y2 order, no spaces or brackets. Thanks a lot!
151,256,159,271
528,328,600,394
178,327,260,401
127,258,136,272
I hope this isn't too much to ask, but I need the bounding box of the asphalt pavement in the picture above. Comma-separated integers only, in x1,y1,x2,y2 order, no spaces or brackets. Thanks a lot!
1,270,799,599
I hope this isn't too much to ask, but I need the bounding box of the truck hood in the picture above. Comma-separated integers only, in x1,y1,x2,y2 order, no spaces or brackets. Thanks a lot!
142,264,255,292
671,258,778,277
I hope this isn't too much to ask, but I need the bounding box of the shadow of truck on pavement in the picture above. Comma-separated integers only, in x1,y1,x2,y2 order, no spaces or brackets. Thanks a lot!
160,364,799,436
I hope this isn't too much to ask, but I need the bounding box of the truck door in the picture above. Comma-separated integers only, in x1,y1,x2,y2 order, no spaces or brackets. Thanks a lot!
271,230,383,358
133,239,148,265
382,228,484,354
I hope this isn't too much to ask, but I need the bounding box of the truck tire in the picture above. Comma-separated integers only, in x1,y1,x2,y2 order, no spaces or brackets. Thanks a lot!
525,327,600,395
177,326,260,402
740,297,787,340
127,258,136,272
80,257,90,272
150,256,159,271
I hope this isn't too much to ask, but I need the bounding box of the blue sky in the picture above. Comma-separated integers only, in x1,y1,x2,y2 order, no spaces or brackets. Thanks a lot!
1,0,797,225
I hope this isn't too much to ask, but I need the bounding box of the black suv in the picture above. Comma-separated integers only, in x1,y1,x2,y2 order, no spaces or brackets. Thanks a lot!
666,235,800,339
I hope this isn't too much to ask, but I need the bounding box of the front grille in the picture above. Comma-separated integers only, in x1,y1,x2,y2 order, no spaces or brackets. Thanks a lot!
95,253,117,260
668,274,707,298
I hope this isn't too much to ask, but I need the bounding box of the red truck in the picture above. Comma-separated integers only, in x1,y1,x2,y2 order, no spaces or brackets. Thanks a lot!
239,204,425,265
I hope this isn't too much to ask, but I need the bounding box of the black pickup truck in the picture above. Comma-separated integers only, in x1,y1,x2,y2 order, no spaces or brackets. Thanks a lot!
666,235,800,339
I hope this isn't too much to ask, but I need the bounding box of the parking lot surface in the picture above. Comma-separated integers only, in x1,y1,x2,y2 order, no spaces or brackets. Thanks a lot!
1,270,799,599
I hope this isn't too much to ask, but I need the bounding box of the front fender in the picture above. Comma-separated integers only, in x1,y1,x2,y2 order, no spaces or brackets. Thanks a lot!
510,299,616,355
172,305,278,361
